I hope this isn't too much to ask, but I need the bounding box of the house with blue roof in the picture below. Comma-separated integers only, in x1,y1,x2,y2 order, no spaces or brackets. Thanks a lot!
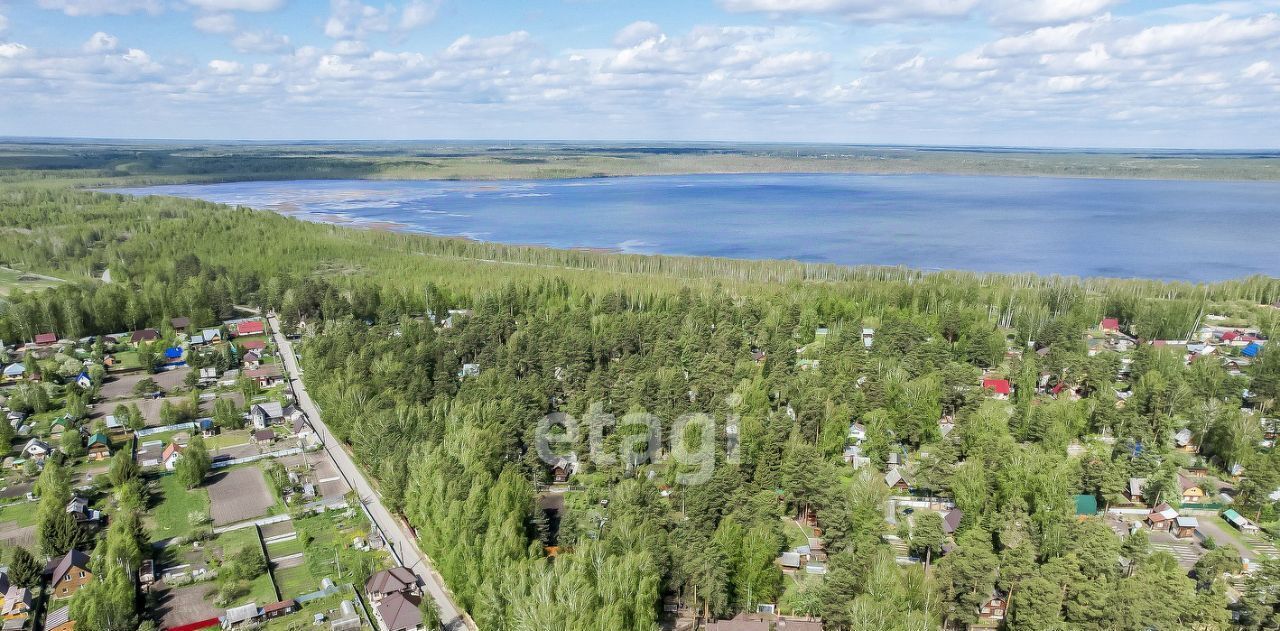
1243,342,1263,358
3,363,25,382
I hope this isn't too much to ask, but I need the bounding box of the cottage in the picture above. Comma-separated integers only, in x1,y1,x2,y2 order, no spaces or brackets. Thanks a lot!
1174,516,1199,539
1126,478,1146,504
1174,428,1195,452
252,429,276,444
974,593,1008,628
66,497,100,524
375,592,423,631
884,468,911,492
162,443,183,470
847,422,866,442
33,332,57,346
981,378,1012,399
21,438,52,462
75,371,92,389
250,402,284,429
242,351,261,369
1,585,32,618
170,317,191,330
1100,318,1120,333
2,363,25,382
1223,509,1261,534
779,551,803,570
262,600,297,620
49,549,93,599
1179,475,1205,504
1243,342,1263,358
222,603,262,629
130,328,160,344
292,416,313,438
366,567,420,604
1146,503,1179,531
43,604,72,631
238,339,267,353
705,617,770,631
942,509,964,534
550,455,577,483
458,363,481,378
244,365,283,387
50,416,72,436
198,418,217,437
86,433,112,460
233,320,265,337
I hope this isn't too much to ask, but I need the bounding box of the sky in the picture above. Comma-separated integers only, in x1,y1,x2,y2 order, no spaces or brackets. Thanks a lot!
0,0,1278,147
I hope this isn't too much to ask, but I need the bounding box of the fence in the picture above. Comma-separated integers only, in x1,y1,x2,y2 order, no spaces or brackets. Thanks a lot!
211,447,302,469
135,422,197,438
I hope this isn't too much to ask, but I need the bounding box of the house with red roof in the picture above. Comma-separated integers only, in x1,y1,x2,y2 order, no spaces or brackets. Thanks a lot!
1099,318,1120,333
33,332,57,346
981,379,1012,399
234,320,265,337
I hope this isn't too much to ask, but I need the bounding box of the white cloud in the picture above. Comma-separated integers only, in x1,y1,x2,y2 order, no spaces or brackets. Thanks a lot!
324,0,436,39
442,31,534,61
614,21,663,47
194,13,239,35
231,30,292,54
208,59,242,74
718,0,979,21
36,0,162,16
121,48,150,64
83,32,120,53
986,0,1117,26
1243,60,1273,78
0,42,31,59
1116,14,1280,57
185,0,286,11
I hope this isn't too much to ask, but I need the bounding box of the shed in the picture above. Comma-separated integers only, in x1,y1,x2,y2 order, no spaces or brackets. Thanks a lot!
1074,494,1098,517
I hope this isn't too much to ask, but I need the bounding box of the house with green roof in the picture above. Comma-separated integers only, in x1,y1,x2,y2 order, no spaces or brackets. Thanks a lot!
1223,508,1260,534
87,433,112,460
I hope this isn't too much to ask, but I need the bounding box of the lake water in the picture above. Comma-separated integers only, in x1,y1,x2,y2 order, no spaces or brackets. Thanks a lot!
108,174,1280,281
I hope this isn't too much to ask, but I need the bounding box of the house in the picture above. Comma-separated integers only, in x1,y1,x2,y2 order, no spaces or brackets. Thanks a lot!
170,317,191,330
847,422,866,442
1146,503,1179,531
250,402,285,429
75,371,92,389
375,592,423,631
974,593,1008,629
233,320,265,337
862,327,875,349
238,339,267,353
86,433,112,460
365,567,420,604
1179,475,1205,504
198,418,217,437
1100,318,1120,333
222,603,262,629
50,416,72,436
252,429,276,444
162,443,183,470
130,328,160,344
262,600,297,620
458,363,481,378
1243,342,1263,358
885,468,911,492
779,551,803,571
1174,516,1199,539
242,351,261,369
66,497,100,524
33,332,57,346
21,439,52,462
292,417,313,438
2,585,31,618
244,365,283,387
1174,428,1194,452
981,379,1012,399
942,509,964,534
163,347,184,364
1223,509,1261,534
2,363,25,382
49,549,93,599
705,617,770,631
550,455,577,483
776,620,823,631
1126,478,1146,504
43,604,72,631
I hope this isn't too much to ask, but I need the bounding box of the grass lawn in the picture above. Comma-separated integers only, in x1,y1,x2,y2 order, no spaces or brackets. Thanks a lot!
0,266,60,296
272,564,320,598
150,473,210,542
783,517,811,549
205,432,250,450
108,350,142,372
267,537,305,558
0,501,38,527
261,590,358,630
215,527,278,604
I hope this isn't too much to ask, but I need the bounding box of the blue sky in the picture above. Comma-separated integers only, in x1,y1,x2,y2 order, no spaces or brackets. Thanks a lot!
1,0,1278,147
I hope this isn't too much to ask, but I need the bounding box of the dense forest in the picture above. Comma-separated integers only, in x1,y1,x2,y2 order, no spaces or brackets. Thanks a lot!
2,147,1280,630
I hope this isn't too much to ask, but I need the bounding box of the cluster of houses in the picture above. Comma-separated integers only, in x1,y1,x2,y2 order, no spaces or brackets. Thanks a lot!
366,567,425,631
0,549,95,631
221,599,299,629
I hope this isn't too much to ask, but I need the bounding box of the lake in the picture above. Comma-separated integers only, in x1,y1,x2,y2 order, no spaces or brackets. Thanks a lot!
107,174,1280,281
